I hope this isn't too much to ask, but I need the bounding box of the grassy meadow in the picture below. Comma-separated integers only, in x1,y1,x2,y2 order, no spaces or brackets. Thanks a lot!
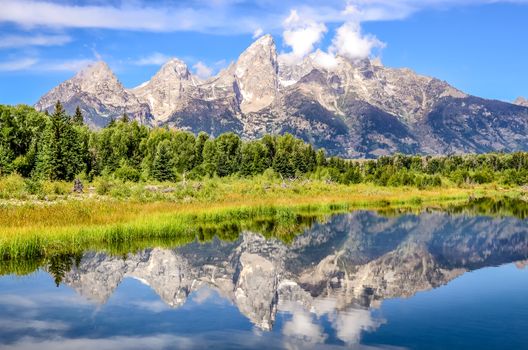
1,172,527,265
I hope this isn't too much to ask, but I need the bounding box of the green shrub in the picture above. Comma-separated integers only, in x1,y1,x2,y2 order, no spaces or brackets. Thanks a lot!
0,173,27,199
24,178,43,195
340,167,362,185
115,163,140,182
469,169,494,184
95,178,113,195
109,182,132,198
415,174,442,189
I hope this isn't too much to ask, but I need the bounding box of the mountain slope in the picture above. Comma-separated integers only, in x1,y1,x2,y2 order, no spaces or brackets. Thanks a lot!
35,36,528,157
35,62,152,127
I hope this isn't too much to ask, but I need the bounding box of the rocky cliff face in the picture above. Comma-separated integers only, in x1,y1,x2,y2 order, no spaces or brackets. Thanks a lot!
35,36,528,157
58,211,528,332
131,58,202,122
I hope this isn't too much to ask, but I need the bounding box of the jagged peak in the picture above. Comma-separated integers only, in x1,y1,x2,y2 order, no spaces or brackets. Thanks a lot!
149,57,193,83
250,34,274,49
74,61,116,81
514,96,528,107
161,58,190,73
238,34,276,61
131,57,194,92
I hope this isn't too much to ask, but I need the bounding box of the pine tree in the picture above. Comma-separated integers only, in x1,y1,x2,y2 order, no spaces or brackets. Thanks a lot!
194,132,209,167
151,140,175,182
73,106,84,125
273,150,294,178
107,116,116,127
35,101,86,180
121,112,130,123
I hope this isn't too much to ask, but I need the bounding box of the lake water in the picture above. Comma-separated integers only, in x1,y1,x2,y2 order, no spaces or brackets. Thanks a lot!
0,209,527,349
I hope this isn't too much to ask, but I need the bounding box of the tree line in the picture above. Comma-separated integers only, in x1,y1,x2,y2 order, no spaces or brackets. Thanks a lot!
1,103,527,187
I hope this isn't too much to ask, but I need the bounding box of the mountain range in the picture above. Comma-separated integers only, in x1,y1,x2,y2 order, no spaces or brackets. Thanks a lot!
35,35,528,158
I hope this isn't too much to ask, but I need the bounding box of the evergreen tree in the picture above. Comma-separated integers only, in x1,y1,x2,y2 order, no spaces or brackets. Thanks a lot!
121,112,130,123
107,116,116,127
36,101,86,180
151,140,175,181
273,150,295,178
73,106,84,125
194,132,209,167
316,149,327,167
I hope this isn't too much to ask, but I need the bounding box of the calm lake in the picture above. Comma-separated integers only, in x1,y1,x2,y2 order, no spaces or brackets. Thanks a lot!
0,209,527,349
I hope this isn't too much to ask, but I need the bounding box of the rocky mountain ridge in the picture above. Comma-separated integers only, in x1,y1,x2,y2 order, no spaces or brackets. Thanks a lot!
36,35,528,157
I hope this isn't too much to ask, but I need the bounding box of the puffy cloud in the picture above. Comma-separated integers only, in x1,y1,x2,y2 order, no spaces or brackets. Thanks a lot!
193,61,214,79
280,9,327,64
329,21,386,60
279,5,385,69
331,308,383,345
281,302,327,347
311,49,338,70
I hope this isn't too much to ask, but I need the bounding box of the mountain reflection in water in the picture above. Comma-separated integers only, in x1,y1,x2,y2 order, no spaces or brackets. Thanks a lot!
0,209,527,350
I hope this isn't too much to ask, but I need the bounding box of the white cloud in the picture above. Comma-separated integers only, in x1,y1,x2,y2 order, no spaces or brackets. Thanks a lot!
0,0,526,35
91,46,103,61
0,319,69,332
193,61,213,79
0,334,195,350
134,52,170,66
0,0,259,34
331,308,383,345
252,28,264,39
0,34,71,49
329,21,386,60
129,300,169,313
279,5,385,68
312,49,338,70
40,59,95,71
280,10,327,64
281,303,327,345
0,58,38,71
0,57,95,72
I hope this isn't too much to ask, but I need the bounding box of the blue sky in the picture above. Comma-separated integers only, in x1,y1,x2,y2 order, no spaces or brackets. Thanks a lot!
0,0,527,105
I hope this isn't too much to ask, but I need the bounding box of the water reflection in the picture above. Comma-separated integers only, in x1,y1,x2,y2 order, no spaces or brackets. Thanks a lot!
55,213,528,335
1,208,527,349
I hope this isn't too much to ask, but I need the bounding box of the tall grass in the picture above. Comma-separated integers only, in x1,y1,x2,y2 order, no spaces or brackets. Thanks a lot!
0,175,525,273
0,195,526,277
